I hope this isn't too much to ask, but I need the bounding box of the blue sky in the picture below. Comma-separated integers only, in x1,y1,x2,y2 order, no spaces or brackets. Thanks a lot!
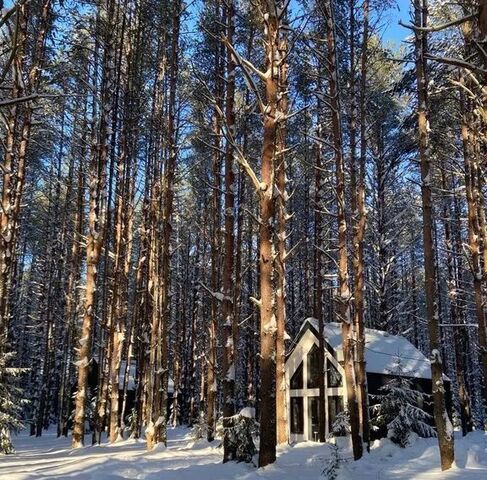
382,0,410,47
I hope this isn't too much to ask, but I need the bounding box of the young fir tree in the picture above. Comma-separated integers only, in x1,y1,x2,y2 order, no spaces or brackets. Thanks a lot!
371,358,436,447
222,408,257,463
0,351,27,454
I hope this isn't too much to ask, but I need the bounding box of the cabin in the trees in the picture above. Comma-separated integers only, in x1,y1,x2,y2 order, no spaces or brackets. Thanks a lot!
285,318,443,442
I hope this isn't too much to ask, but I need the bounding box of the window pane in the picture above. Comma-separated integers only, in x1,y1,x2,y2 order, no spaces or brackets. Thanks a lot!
307,345,321,388
290,362,303,389
327,362,342,387
290,397,304,434
308,397,320,441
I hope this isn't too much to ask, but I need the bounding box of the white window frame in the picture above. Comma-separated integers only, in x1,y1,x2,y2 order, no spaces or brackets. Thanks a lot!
286,327,346,442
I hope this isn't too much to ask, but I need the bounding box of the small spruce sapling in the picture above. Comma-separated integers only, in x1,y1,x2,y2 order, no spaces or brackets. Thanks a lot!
322,443,342,480
0,350,28,454
323,413,349,480
222,407,257,463
127,408,139,439
331,410,350,437
370,357,436,447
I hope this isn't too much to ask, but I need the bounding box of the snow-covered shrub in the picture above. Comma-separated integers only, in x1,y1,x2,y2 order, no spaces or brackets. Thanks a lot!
222,407,257,463
0,350,28,454
322,443,343,480
370,358,436,447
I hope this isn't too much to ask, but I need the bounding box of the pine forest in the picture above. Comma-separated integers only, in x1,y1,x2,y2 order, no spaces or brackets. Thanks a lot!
1,0,487,478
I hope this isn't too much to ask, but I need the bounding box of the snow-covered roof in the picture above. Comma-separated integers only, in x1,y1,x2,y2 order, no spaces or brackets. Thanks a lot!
302,318,433,380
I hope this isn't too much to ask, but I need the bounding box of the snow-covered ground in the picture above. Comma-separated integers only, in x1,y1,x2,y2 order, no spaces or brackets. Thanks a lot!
1,428,486,479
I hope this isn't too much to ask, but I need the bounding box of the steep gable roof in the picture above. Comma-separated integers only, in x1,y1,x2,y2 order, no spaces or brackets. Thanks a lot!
300,318,434,380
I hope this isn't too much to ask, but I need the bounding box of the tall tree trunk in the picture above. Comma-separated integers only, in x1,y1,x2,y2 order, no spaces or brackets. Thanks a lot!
323,0,362,460
144,9,167,449
58,135,85,437
275,20,289,447
222,0,238,462
108,10,138,441
459,86,487,408
257,0,281,467
413,0,454,470
145,174,163,449
72,0,115,448
354,0,370,450
313,117,326,442
440,163,472,436
206,10,223,442
154,0,180,446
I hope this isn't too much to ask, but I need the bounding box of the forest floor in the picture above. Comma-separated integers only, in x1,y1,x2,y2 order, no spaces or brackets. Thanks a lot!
1,428,486,479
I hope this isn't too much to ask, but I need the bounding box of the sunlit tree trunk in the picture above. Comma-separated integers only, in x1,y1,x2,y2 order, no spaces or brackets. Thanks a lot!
459,87,487,408
72,0,115,449
413,0,454,469
323,0,362,460
257,0,284,467
354,0,370,450
275,21,289,447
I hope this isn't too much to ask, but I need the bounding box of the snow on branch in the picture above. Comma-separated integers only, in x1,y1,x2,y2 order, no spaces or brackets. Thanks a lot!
199,282,232,303
398,13,477,33
424,54,487,76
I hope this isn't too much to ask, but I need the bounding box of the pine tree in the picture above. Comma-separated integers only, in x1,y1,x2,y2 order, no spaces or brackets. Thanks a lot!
371,358,436,447
222,408,257,463
0,351,27,454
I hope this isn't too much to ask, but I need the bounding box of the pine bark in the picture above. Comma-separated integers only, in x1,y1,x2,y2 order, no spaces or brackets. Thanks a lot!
58,137,85,437
108,82,134,443
257,0,280,467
